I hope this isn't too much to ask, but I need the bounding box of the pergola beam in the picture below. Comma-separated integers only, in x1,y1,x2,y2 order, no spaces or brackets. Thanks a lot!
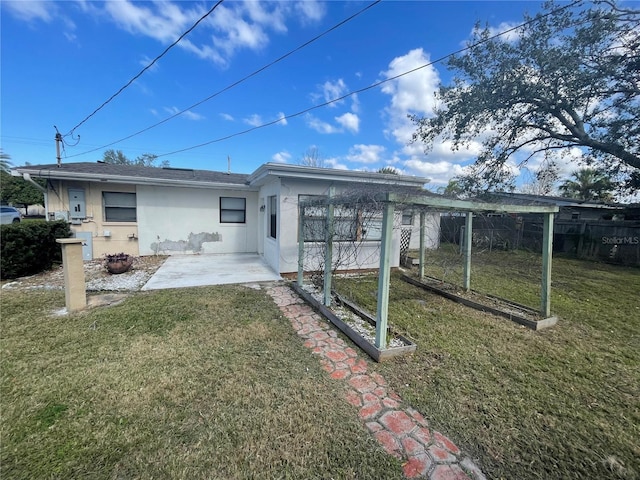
385,193,559,214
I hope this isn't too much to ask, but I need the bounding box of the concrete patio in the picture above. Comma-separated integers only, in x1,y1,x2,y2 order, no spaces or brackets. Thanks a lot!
141,253,281,291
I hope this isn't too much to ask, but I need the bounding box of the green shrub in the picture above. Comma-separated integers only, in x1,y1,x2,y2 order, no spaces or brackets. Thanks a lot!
0,220,72,279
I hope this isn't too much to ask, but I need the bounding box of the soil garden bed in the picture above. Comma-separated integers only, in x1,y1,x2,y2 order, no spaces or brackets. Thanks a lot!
291,282,416,362
401,273,558,330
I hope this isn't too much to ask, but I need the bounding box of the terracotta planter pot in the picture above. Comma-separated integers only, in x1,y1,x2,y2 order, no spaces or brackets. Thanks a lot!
105,255,133,274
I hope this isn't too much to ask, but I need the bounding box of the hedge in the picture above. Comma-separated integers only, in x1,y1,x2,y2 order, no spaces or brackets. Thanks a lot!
0,220,72,280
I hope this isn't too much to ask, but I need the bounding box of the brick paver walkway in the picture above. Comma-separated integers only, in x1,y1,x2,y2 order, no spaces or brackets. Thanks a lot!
266,284,486,480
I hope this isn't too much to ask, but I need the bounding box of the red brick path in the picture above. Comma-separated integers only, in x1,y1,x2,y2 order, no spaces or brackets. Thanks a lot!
266,284,486,480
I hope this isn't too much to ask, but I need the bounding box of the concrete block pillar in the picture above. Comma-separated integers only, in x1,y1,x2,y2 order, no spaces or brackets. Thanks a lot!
56,238,86,312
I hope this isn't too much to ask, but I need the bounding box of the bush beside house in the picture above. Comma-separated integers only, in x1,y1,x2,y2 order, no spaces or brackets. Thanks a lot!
0,220,72,279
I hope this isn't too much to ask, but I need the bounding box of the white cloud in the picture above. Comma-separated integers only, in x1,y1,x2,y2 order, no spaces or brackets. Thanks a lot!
244,114,263,127
486,22,523,43
350,94,360,113
295,0,326,23
243,1,287,33
244,112,287,127
403,158,467,185
305,114,340,134
104,1,192,43
220,113,235,121
8,0,324,67
209,4,269,58
347,145,386,164
101,1,324,67
272,151,291,163
164,106,204,121
139,55,159,71
324,157,348,170
320,79,347,106
335,113,359,133
380,48,441,147
379,48,478,186
4,1,53,22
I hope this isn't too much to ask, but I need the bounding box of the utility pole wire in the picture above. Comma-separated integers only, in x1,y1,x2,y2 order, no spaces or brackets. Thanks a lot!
156,0,582,159
65,0,382,160
65,0,224,137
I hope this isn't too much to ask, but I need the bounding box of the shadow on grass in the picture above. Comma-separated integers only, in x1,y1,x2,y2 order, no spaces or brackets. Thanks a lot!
334,249,639,480
1,286,403,480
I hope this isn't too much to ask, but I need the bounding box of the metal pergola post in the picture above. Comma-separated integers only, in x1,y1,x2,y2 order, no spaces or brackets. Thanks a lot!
375,201,395,349
323,187,335,307
297,203,304,287
541,212,554,317
419,211,425,279
463,211,473,291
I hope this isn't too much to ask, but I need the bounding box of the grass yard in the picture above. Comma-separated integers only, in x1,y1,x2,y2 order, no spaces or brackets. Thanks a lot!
0,286,404,480
333,247,640,480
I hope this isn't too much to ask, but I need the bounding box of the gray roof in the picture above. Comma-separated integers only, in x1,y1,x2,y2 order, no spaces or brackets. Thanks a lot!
480,192,622,209
16,162,250,187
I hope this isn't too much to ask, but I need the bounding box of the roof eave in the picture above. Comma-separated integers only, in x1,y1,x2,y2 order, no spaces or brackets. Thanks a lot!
15,167,256,191
247,163,429,187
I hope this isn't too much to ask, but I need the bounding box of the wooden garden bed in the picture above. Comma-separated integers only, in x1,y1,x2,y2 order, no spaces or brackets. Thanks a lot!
291,283,416,362
401,274,558,330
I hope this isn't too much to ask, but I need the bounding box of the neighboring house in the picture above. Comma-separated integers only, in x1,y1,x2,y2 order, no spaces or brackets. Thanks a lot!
482,192,624,221
14,162,439,274
439,191,638,265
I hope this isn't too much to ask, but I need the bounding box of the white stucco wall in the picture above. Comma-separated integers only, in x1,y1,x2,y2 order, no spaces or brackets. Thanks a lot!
137,185,259,256
407,211,441,250
258,178,281,273
260,178,402,275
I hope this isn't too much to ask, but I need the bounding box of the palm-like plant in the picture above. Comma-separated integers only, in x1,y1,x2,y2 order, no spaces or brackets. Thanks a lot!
559,168,614,202
0,150,12,173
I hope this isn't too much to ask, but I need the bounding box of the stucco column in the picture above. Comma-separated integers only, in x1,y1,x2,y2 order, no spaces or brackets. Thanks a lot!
56,238,86,312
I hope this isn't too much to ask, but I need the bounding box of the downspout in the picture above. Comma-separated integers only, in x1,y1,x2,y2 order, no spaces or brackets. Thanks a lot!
21,173,49,220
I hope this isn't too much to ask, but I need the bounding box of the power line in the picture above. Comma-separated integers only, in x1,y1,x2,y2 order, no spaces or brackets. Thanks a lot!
65,0,382,159
156,0,583,159
65,0,224,137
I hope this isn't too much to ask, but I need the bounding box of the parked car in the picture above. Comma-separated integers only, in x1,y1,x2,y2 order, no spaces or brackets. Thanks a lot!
0,206,22,224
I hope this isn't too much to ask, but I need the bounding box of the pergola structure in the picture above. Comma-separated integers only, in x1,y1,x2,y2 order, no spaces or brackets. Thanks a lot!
297,190,559,350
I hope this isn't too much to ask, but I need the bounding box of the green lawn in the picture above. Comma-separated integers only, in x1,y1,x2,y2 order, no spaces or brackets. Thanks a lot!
333,247,640,480
1,286,403,480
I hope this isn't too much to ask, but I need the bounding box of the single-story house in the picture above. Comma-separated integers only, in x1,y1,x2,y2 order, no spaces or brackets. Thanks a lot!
481,192,624,221
14,162,439,275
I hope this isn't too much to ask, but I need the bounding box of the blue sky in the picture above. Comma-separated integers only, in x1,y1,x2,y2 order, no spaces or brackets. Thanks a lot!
2,0,555,187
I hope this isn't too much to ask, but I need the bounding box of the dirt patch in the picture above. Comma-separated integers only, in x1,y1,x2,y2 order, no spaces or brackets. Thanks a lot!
1,256,167,293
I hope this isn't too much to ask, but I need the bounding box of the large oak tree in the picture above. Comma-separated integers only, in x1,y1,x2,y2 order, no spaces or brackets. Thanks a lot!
411,1,639,193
